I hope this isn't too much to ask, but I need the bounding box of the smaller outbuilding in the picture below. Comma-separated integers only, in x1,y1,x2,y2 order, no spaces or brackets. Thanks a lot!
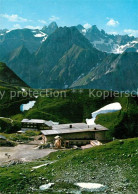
19,119,59,133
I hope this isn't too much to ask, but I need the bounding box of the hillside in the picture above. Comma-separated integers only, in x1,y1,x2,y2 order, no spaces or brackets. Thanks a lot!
0,62,28,87
4,46,34,86
9,89,138,139
0,138,137,193
33,26,107,88
71,52,138,91
0,85,137,139
0,67,33,121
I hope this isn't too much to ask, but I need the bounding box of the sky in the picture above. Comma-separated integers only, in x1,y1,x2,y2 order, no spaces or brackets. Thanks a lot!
0,0,137,36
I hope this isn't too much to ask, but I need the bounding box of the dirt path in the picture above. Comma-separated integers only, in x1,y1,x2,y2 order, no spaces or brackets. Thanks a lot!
0,144,56,165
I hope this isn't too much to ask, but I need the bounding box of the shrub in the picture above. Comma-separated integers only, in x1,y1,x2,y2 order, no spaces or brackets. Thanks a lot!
0,140,17,147
25,130,40,136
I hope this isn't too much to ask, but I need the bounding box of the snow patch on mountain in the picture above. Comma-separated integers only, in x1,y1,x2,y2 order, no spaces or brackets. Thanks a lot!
6,30,12,33
92,38,113,47
82,29,86,35
72,73,85,84
34,31,46,37
113,40,138,53
86,102,122,125
20,101,36,112
41,36,48,42
34,33,45,37
105,69,112,75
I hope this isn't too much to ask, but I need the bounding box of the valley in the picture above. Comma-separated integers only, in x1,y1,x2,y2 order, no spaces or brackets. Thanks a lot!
0,2,137,192
0,62,137,193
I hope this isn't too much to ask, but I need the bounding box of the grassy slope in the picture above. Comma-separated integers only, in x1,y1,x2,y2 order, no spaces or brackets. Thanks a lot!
0,88,138,139
0,84,35,132
0,138,137,193
95,95,138,139
13,89,138,139
0,130,40,144
0,62,28,87
0,84,33,117
0,61,30,119
14,89,117,123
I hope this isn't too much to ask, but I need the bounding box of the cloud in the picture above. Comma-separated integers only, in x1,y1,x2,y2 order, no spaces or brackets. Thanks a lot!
49,15,59,21
108,31,118,35
38,20,47,24
25,25,42,30
13,24,21,29
106,18,119,27
0,14,29,22
83,23,91,29
124,29,138,37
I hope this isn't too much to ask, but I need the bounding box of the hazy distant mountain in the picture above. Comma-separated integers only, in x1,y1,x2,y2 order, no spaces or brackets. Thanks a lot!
76,24,138,53
0,29,8,42
0,62,28,87
0,24,138,91
0,22,137,60
0,28,44,60
0,22,58,60
41,22,58,35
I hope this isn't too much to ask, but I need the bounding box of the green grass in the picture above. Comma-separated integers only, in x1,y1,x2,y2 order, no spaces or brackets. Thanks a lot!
21,90,138,139
95,96,138,139
0,88,138,139
0,138,137,193
0,140,16,147
0,117,21,133
0,130,40,144
0,84,34,117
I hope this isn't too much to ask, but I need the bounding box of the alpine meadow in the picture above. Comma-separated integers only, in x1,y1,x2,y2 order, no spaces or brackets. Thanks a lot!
0,0,138,193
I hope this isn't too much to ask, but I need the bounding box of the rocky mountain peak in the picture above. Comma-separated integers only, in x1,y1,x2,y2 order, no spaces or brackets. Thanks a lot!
41,22,58,35
41,25,48,32
76,24,85,31
48,22,58,29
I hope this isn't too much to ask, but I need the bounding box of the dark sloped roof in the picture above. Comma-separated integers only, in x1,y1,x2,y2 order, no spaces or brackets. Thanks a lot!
41,124,108,136
21,119,59,126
